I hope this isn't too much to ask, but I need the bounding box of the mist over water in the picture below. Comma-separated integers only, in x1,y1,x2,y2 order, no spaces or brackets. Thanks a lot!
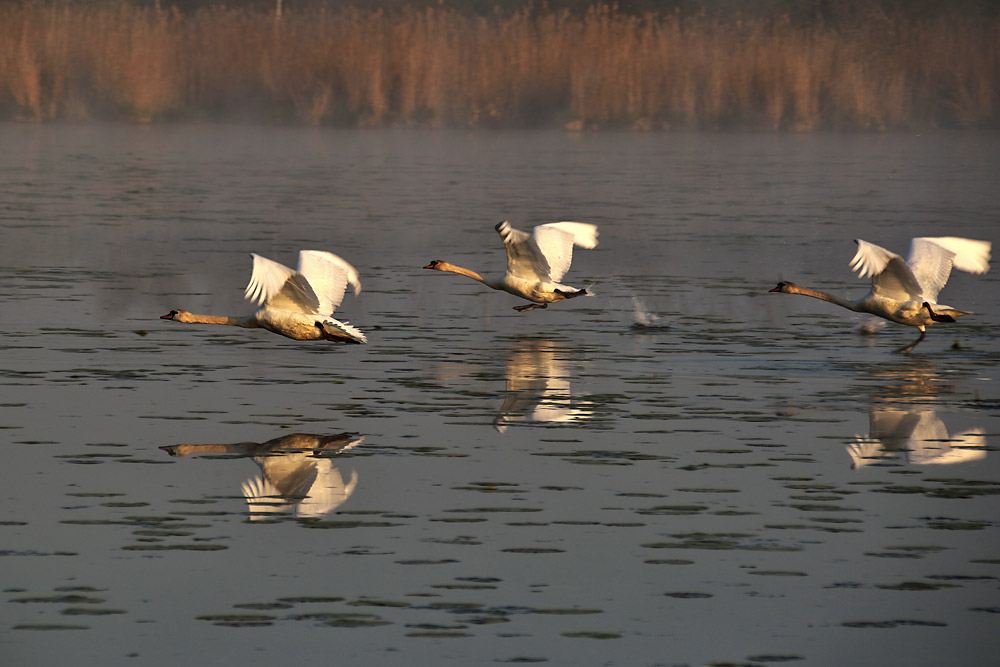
1,124,998,665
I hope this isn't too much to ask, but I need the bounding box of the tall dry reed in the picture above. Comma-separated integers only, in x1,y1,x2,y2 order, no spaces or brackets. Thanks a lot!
0,3,996,128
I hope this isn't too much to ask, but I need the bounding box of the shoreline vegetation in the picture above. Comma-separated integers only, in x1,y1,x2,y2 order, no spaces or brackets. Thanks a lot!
1,2,997,129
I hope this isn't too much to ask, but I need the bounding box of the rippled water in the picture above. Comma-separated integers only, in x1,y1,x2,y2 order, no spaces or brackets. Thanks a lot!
2,125,998,666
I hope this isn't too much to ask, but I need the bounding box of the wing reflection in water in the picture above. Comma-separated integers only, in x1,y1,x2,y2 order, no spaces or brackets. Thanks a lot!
848,410,986,468
493,339,592,433
160,433,362,519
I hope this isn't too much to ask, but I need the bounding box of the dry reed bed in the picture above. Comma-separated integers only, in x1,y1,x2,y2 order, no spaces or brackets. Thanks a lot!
1,4,997,129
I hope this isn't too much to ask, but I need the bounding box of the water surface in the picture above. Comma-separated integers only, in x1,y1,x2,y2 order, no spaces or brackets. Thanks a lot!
1,125,998,666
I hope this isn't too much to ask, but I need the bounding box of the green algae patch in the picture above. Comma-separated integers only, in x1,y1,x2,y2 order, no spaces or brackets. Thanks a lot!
876,581,957,591
277,596,346,604
843,619,947,628
122,543,228,551
11,594,104,604
197,614,276,627
636,505,708,516
561,630,621,639
233,602,295,610
645,559,694,565
61,607,127,616
298,519,404,529
345,598,411,608
445,507,543,514
322,614,392,628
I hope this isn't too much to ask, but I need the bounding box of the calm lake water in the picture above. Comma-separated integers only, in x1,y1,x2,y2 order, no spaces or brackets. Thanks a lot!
1,125,998,666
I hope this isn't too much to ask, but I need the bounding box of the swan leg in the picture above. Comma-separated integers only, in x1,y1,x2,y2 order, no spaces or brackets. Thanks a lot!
514,303,548,313
895,328,926,354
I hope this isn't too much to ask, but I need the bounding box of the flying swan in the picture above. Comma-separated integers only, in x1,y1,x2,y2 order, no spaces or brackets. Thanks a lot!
424,221,598,312
161,250,366,343
769,236,990,352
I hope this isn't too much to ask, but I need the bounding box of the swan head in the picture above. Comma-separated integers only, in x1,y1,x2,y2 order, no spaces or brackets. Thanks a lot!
424,260,443,270
769,281,799,294
161,309,192,321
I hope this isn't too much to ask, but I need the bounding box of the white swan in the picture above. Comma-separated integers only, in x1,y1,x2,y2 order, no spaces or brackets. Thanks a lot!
770,236,990,352
424,221,598,312
161,250,366,343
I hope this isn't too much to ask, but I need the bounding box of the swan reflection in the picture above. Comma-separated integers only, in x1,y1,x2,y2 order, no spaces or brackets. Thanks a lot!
161,433,362,519
494,339,592,432
848,410,986,468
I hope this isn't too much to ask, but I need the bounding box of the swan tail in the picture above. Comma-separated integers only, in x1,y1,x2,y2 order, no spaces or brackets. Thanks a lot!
555,287,589,300
320,318,368,343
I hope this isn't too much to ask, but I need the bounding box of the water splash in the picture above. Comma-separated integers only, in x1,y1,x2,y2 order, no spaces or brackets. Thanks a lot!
629,295,668,330
588,275,669,330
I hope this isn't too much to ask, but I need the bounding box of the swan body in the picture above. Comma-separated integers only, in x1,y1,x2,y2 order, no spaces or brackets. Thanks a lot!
162,250,366,343
424,221,598,312
770,236,990,352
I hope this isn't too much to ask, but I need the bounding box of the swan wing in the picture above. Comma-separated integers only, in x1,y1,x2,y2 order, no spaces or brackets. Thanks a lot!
850,239,922,300
907,236,990,303
850,239,897,278
241,474,287,519
244,254,297,306
920,237,991,274
532,222,598,283
912,427,986,465
906,413,984,465
294,460,355,518
904,238,959,303
846,436,886,468
297,250,362,315
497,221,551,281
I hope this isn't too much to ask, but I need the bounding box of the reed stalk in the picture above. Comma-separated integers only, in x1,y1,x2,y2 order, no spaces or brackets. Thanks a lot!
0,3,995,128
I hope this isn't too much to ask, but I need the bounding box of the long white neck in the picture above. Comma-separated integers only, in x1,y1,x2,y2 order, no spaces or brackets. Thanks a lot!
431,261,498,288
785,284,863,312
176,311,256,328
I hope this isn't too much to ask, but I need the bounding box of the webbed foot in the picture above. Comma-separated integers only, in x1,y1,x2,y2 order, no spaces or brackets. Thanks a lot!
513,303,548,313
